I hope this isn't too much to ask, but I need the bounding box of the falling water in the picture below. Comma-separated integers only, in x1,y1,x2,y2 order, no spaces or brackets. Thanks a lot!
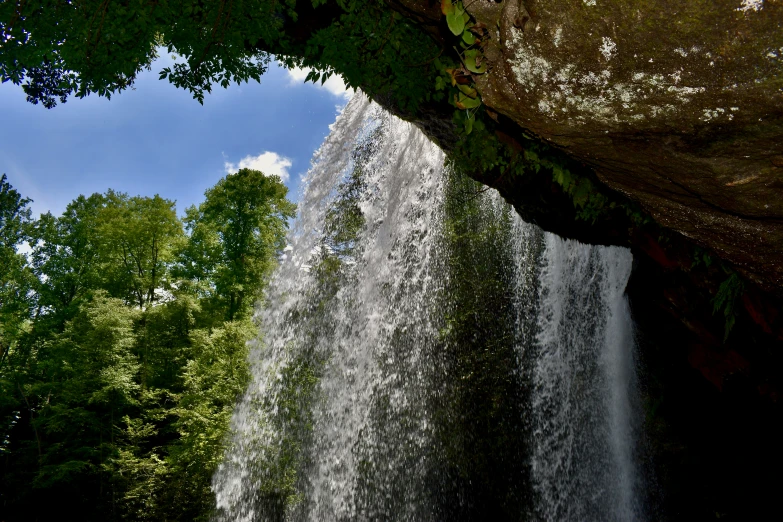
527,236,640,521
212,95,643,521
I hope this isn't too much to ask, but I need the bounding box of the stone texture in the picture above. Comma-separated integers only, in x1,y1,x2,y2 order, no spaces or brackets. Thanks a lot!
461,0,783,291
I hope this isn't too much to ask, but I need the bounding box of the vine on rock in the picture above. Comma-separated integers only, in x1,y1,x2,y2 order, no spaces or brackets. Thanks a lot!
435,1,617,225
438,0,487,135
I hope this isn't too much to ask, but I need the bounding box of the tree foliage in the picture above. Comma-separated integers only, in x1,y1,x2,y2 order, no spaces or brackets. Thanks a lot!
0,174,34,370
0,0,290,105
99,192,184,309
0,171,293,521
31,194,107,316
179,169,296,320
0,1,441,111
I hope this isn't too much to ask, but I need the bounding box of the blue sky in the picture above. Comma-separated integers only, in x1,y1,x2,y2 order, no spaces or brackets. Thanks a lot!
0,58,351,218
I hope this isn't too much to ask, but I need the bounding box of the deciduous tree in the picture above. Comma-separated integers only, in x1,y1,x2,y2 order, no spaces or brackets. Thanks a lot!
179,169,295,320
0,174,33,370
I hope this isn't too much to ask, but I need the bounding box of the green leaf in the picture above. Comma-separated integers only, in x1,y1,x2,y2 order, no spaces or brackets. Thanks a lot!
552,165,574,192
447,9,466,35
462,30,476,46
464,114,474,135
553,166,565,186
463,50,487,74
435,76,446,91
571,180,590,208
456,93,481,109
305,70,320,84
457,84,478,98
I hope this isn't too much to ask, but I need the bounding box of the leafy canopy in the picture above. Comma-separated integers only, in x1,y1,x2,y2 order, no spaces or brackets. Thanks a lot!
0,0,296,105
179,168,296,320
0,1,440,111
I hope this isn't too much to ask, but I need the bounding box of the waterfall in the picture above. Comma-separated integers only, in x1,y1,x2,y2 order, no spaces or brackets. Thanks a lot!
212,95,643,521
527,236,640,521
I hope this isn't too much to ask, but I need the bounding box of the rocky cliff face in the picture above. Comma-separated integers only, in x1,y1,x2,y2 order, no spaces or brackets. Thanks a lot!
470,3,783,515
391,0,783,288
466,0,783,292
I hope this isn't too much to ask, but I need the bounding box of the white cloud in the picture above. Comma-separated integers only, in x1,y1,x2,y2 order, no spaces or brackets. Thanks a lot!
286,67,353,100
224,151,292,182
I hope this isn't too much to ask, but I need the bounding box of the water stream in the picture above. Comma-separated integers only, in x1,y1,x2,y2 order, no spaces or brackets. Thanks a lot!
212,95,643,521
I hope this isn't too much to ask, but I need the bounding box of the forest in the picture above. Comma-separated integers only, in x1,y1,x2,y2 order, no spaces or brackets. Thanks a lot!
0,170,295,521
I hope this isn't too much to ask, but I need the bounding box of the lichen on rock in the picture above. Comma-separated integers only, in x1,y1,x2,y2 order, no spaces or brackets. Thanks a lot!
461,0,783,291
